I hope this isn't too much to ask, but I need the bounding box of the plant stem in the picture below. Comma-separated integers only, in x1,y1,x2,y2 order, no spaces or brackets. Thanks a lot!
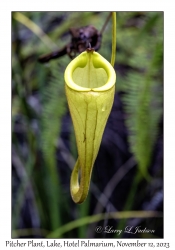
111,12,116,67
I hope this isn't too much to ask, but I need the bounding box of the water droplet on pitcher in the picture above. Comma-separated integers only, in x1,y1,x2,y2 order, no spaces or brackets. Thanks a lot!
102,106,106,112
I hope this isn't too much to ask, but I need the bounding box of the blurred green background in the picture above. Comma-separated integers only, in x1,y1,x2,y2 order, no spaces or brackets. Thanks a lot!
12,12,163,238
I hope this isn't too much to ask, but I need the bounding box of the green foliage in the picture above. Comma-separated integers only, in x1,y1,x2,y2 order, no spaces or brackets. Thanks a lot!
41,59,67,179
39,59,68,230
117,12,163,179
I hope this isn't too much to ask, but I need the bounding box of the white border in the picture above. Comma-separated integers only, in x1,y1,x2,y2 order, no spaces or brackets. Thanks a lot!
1,0,174,249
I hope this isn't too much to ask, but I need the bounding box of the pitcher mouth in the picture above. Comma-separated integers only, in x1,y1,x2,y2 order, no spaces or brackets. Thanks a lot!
64,51,116,92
